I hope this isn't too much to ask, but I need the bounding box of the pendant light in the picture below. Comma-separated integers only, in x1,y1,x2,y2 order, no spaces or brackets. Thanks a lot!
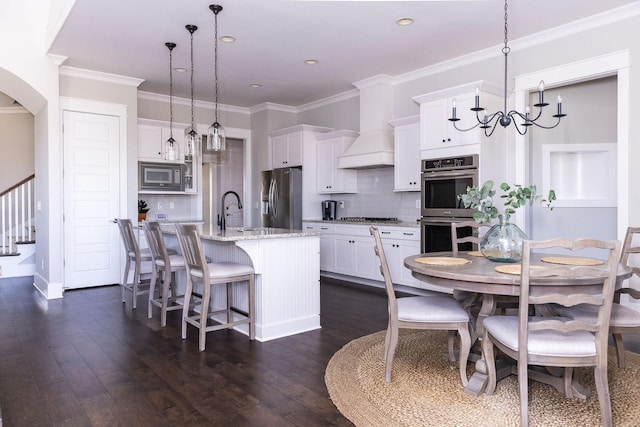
207,4,226,151
184,25,200,160
448,0,566,136
164,42,179,161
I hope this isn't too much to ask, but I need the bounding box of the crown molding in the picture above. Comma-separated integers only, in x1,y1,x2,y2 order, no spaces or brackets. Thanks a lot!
137,90,250,115
60,66,145,87
249,102,297,114
295,88,359,112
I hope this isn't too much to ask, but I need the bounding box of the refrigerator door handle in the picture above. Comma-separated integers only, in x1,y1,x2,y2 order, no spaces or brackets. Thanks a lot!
268,179,275,217
271,179,279,218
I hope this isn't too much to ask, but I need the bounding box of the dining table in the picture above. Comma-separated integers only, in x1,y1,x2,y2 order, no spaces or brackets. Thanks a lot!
404,251,633,397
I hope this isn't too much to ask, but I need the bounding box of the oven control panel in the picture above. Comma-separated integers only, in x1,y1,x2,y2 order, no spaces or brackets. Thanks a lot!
422,154,478,172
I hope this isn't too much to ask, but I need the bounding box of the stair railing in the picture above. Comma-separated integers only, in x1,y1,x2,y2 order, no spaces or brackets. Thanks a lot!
1,174,35,255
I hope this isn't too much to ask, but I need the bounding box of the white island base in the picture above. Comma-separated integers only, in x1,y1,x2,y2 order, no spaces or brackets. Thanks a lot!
164,228,321,342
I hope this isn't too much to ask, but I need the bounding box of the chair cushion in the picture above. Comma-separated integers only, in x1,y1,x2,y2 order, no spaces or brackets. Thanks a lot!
155,254,187,269
190,262,255,280
483,315,596,357
555,303,640,327
397,295,470,323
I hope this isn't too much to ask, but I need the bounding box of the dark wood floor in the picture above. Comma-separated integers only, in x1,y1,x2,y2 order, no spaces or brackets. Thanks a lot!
2,277,639,426
0,277,389,426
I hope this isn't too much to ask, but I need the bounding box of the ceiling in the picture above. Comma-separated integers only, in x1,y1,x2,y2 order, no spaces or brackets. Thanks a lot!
48,0,638,109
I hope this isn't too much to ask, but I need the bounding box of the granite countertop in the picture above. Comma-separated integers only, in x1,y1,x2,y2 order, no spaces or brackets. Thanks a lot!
159,222,321,242
303,219,420,228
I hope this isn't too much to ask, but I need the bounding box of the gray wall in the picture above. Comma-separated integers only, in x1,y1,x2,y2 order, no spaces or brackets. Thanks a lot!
0,110,34,191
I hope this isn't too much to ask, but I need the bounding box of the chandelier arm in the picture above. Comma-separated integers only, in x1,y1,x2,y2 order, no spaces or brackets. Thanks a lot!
483,118,502,137
451,120,482,132
476,110,503,126
510,118,529,136
528,117,564,130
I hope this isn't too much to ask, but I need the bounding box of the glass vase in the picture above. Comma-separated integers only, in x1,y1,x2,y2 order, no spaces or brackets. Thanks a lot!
479,214,528,263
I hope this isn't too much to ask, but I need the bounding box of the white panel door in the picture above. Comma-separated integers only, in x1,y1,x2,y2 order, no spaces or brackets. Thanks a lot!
63,111,121,288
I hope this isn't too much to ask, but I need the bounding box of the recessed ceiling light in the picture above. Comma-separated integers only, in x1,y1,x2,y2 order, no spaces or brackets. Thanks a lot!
249,83,262,88
304,59,318,65
174,67,188,73
220,35,235,43
396,17,414,26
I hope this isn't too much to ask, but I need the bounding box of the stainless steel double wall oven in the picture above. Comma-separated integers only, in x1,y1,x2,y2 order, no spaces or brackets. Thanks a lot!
420,155,479,253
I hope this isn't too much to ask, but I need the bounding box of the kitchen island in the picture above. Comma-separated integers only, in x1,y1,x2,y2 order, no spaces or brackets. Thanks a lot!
161,224,321,342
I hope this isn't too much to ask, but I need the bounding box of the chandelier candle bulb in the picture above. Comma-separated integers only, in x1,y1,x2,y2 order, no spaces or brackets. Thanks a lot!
451,98,457,120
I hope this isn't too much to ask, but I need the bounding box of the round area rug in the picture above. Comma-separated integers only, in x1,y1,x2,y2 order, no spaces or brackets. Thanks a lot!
325,330,640,427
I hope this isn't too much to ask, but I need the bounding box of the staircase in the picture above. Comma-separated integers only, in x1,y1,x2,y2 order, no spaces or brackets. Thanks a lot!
0,175,36,278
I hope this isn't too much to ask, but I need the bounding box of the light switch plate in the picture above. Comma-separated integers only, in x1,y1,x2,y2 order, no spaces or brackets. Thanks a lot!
415,199,420,209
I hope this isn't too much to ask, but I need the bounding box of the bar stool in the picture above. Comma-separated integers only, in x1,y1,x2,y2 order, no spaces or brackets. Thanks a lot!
175,223,256,352
142,221,186,327
116,218,152,309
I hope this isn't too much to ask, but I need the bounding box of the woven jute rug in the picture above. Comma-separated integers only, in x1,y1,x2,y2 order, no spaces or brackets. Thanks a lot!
325,330,640,427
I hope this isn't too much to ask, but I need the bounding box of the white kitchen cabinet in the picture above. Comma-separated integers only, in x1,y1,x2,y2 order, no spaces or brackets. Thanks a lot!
333,234,378,280
138,119,187,163
303,222,335,271
413,81,502,152
316,130,358,194
307,222,422,289
389,115,421,192
271,132,303,168
377,227,423,288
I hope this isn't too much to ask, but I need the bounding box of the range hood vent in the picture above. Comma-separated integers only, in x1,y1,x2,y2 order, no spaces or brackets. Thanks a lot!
338,76,395,169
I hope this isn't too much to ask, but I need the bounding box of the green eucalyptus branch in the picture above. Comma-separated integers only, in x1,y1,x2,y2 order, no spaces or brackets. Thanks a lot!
458,180,556,224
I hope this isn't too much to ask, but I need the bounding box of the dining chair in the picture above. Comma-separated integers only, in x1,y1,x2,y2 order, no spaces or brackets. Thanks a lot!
175,223,255,352
482,237,622,427
369,226,471,386
116,218,152,309
142,221,186,327
554,226,640,368
451,219,489,256
451,220,489,308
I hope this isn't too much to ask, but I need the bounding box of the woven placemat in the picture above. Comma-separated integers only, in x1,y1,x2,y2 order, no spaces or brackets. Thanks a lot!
541,256,605,266
495,264,546,275
326,329,640,427
467,251,483,257
414,257,470,266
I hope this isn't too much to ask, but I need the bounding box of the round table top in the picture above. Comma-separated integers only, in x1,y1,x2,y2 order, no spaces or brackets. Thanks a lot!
404,251,632,297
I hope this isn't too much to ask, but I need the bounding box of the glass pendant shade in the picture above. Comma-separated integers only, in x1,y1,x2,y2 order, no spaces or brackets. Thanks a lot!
184,127,200,160
207,121,226,151
164,136,178,161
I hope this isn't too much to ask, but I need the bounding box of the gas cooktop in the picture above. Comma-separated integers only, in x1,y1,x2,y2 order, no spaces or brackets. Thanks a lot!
337,217,399,223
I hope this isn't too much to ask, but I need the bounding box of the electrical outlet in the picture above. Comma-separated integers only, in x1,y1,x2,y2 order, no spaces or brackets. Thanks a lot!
339,200,345,208
169,202,174,209
157,202,163,209
415,199,420,209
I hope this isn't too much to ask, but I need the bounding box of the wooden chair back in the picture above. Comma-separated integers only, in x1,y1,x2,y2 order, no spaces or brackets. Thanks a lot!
451,220,489,256
142,221,171,266
618,226,640,301
370,226,398,316
174,223,208,279
117,218,139,258
520,238,622,359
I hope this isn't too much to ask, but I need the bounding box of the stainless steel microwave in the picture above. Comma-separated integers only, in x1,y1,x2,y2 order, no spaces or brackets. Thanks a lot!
139,162,185,191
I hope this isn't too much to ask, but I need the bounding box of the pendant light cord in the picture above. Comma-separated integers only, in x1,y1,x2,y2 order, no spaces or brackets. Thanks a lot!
165,42,176,145
190,29,195,131
214,9,220,124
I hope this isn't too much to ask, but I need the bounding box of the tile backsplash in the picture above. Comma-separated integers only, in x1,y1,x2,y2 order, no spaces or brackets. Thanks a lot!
330,167,420,222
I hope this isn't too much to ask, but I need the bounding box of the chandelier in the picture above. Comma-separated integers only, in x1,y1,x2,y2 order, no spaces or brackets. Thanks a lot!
449,0,566,137
184,24,199,160
164,42,179,161
207,4,226,151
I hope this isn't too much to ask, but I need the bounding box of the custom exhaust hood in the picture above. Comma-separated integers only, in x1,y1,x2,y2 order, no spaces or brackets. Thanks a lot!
338,77,394,169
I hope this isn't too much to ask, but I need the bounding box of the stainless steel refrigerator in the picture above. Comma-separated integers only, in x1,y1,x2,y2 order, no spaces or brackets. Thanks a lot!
261,167,303,230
